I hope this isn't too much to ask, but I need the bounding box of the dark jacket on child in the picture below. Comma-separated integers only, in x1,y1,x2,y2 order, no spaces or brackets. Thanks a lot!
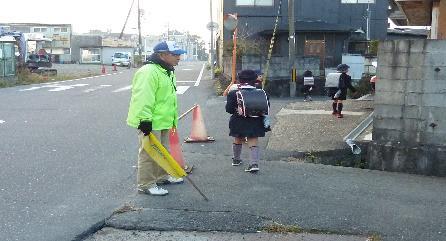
225,86,268,138
328,72,356,100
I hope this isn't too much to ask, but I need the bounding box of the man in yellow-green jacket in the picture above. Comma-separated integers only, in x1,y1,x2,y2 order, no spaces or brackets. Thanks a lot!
127,41,186,196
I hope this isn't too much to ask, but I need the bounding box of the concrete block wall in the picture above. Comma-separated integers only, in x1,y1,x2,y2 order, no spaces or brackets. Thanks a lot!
369,39,446,176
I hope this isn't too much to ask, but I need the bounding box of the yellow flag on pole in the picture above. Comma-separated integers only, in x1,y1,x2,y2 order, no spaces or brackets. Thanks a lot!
142,133,187,178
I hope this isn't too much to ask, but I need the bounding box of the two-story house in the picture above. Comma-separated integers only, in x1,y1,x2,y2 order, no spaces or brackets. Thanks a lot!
215,0,389,94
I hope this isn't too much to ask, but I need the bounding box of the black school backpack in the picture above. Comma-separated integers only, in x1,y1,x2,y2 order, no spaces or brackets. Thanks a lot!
236,86,269,117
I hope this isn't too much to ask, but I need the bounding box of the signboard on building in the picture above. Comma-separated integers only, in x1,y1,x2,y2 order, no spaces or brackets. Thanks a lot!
102,38,133,47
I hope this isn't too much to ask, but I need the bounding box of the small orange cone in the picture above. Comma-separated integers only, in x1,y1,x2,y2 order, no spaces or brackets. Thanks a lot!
101,65,106,74
169,128,193,173
184,105,215,143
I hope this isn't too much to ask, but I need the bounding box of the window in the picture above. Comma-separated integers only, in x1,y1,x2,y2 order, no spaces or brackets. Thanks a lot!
64,48,71,54
81,48,101,63
54,28,61,32
236,0,273,6
33,27,48,33
61,27,68,32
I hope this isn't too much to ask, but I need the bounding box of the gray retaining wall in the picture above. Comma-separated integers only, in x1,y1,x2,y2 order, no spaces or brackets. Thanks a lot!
368,39,446,176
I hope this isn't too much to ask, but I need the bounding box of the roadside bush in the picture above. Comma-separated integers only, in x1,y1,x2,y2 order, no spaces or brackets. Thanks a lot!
214,73,231,96
350,75,372,98
0,79,11,88
214,67,223,77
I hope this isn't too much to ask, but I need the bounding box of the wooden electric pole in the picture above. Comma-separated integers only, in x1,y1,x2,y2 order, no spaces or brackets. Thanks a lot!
288,0,296,97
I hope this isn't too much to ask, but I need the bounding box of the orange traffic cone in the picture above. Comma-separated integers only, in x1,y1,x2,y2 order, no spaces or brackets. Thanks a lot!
101,65,106,74
169,128,193,173
112,64,117,72
184,105,215,143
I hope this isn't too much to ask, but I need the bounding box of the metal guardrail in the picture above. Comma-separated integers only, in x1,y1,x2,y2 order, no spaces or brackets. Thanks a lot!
343,111,374,155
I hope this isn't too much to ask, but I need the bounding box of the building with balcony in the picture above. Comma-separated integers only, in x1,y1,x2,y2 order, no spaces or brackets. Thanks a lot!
0,23,72,63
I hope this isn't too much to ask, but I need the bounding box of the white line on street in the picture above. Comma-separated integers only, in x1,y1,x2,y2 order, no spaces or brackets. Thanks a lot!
19,87,43,91
177,81,196,83
112,85,132,93
176,86,190,95
48,86,74,92
181,68,193,71
83,85,112,93
0,120,5,124
18,72,125,92
194,63,205,87
48,84,89,92
277,109,366,116
20,84,81,92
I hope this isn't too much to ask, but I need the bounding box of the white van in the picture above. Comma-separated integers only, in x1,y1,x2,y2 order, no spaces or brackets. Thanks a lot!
112,52,131,67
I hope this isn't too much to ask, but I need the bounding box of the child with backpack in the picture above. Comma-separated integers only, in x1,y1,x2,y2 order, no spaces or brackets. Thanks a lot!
325,64,357,118
302,70,315,102
225,69,270,173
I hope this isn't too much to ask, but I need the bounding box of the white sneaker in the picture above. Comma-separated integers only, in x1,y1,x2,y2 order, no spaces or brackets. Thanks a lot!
167,176,184,184
157,175,184,185
138,184,168,196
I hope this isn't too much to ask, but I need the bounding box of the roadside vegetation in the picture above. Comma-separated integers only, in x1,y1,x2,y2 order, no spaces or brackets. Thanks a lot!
263,223,381,240
0,69,100,88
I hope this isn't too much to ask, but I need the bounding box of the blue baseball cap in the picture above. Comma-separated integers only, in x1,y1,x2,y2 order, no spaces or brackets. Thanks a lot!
153,41,186,55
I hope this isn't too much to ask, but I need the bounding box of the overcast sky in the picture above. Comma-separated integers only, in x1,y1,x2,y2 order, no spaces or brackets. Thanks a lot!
0,0,216,42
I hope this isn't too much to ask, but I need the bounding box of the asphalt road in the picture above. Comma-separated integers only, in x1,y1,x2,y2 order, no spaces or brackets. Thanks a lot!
0,61,208,241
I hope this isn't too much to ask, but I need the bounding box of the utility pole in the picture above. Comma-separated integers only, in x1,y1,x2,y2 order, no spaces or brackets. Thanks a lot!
210,0,214,79
366,3,371,40
137,0,143,66
288,0,296,97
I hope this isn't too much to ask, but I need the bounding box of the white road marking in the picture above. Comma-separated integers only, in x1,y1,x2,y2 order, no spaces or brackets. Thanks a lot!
277,109,365,116
194,63,205,86
177,81,196,83
181,68,193,71
112,85,132,93
83,85,112,93
48,84,89,92
0,120,5,124
18,72,125,92
20,83,89,92
176,86,190,95
19,86,43,91
48,86,74,92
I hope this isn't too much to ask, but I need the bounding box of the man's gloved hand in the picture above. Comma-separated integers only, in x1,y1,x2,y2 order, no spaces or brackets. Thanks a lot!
138,121,152,136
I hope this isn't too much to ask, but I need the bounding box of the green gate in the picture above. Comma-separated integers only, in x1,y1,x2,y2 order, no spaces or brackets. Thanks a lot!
0,43,16,77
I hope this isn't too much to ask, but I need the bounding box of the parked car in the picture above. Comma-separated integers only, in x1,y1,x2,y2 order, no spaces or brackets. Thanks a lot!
112,52,131,67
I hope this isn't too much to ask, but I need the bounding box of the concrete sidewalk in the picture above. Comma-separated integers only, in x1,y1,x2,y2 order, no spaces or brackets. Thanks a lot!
82,96,446,241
